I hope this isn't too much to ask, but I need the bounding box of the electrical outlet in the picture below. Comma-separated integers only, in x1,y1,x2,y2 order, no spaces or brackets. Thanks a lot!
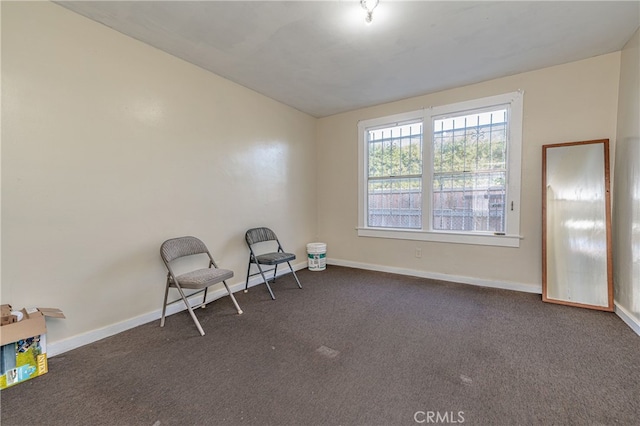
415,248,422,258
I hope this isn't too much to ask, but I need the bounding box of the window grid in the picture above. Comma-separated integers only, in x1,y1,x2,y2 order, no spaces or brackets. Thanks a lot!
367,122,423,228
432,109,508,232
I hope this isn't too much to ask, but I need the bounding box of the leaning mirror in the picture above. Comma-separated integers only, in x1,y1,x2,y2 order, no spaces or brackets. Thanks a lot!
542,139,613,311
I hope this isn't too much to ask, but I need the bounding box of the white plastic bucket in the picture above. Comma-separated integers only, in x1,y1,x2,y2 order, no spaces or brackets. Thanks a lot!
307,242,327,271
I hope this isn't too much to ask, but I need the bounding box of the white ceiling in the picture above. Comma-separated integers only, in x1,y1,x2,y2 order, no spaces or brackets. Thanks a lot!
56,1,640,118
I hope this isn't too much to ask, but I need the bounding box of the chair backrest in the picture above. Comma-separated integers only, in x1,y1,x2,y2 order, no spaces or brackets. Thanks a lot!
160,236,209,264
245,227,278,246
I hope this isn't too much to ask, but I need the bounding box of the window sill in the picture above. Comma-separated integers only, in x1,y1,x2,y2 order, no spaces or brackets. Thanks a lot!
356,227,522,248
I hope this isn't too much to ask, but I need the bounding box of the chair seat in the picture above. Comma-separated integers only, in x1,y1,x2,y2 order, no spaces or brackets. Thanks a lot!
254,252,296,265
172,268,234,289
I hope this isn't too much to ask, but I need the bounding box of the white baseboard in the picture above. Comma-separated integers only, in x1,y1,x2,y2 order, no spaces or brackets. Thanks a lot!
48,261,308,357
52,259,636,356
328,258,640,337
327,258,541,294
614,302,640,337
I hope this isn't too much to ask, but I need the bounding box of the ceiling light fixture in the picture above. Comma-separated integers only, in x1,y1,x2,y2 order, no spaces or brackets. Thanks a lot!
360,0,379,24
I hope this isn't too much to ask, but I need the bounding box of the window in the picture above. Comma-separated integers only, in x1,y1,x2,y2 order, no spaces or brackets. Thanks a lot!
366,118,423,229
358,91,523,247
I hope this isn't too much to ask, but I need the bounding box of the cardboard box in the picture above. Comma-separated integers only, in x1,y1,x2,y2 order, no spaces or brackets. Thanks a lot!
0,306,65,389
1,304,17,326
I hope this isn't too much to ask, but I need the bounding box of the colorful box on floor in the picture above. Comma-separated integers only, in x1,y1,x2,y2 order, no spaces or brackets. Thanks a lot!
0,305,65,389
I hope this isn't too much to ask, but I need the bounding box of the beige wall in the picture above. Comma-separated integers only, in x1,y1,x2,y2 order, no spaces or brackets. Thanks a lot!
1,2,317,346
317,53,621,291
614,28,640,330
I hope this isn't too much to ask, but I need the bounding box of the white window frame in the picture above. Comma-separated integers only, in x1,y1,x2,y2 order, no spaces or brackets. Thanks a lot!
357,91,523,247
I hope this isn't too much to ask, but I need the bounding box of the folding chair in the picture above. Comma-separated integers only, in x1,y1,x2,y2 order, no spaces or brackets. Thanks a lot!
160,236,242,336
244,227,302,300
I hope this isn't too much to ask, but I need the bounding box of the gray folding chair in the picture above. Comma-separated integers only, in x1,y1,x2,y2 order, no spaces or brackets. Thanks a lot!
244,227,302,300
160,236,242,336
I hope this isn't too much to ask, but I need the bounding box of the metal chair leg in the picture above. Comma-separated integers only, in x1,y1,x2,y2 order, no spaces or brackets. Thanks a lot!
244,261,252,293
222,281,243,314
201,287,208,309
287,262,303,289
175,284,205,336
255,264,276,300
160,278,171,327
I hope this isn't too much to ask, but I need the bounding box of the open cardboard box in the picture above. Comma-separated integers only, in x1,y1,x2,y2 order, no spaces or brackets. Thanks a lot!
1,305,65,389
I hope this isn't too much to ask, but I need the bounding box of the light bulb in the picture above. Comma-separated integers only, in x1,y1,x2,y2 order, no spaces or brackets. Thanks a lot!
361,0,379,24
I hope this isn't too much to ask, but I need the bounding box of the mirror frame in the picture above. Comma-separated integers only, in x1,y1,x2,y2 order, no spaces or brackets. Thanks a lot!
542,139,614,311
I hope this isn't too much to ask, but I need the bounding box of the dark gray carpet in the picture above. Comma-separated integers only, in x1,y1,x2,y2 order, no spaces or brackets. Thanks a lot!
1,266,639,425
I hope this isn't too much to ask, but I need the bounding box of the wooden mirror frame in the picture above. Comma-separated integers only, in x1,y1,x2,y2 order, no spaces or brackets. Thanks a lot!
542,139,614,311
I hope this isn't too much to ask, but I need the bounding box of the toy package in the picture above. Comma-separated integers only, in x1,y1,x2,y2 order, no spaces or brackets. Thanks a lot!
1,335,48,389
